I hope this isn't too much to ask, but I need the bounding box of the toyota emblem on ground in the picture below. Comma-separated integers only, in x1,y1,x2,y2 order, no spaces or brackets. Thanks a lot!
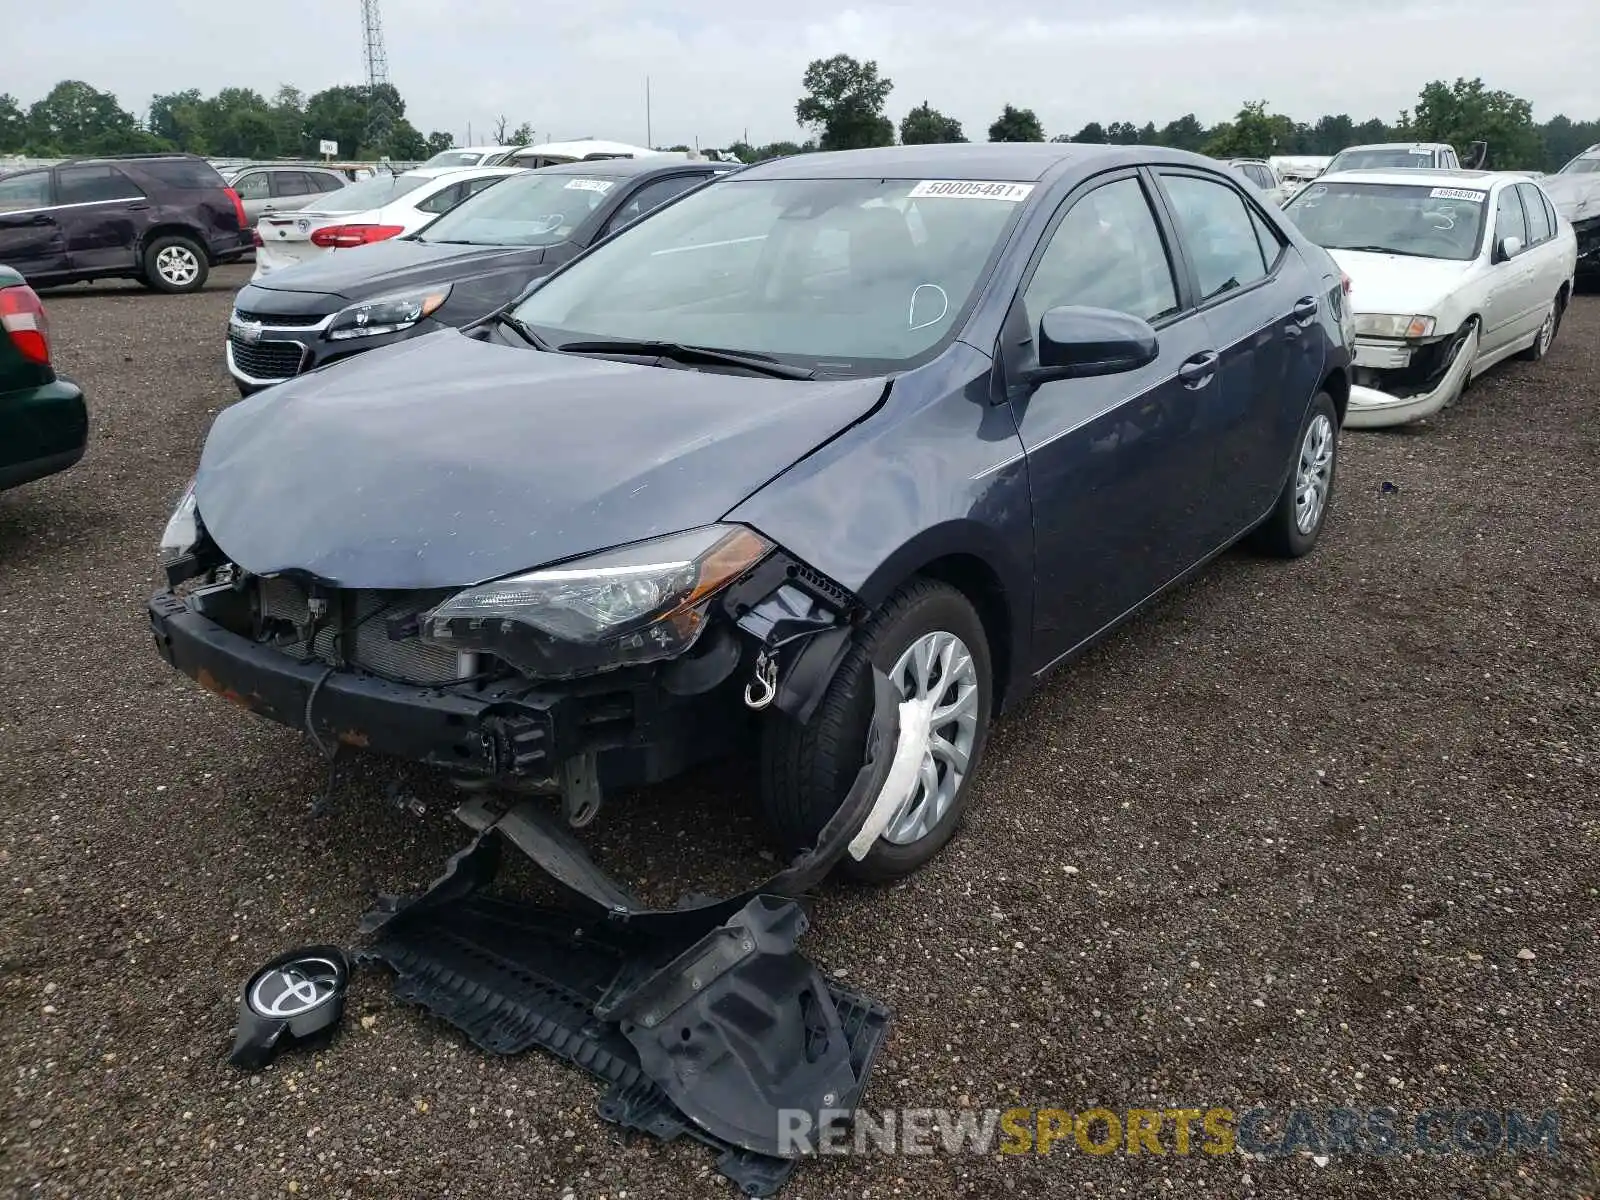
228,945,350,1071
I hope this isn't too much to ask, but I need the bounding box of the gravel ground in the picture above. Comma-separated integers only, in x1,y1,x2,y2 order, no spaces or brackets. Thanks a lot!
2,265,1596,1200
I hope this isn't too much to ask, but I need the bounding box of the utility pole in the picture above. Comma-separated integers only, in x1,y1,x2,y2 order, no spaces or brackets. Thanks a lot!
645,77,653,149
361,0,389,86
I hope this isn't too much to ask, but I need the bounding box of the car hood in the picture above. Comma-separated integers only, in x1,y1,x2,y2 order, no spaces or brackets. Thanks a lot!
194,330,888,589
1539,173,1600,222
1326,250,1474,319
241,238,551,306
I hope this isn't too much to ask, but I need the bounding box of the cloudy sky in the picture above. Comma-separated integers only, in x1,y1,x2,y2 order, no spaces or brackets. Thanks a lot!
11,0,1600,149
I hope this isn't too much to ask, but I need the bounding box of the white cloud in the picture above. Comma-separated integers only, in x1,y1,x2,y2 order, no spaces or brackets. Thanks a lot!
8,0,1598,149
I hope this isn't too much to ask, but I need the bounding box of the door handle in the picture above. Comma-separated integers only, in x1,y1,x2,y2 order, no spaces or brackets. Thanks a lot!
1291,296,1319,323
7,213,56,226
126,202,150,211
1178,351,1219,389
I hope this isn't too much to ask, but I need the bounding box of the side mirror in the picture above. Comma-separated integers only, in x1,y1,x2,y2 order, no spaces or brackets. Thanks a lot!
1466,141,1488,170
1024,306,1159,386
1497,235,1523,262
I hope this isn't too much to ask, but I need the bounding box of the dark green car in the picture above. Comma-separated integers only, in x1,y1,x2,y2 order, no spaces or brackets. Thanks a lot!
1,264,87,491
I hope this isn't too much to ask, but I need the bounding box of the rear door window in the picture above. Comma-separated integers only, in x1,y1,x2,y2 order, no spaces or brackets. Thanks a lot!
1518,184,1553,245
271,171,318,198
56,165,146,204
312,173,347,192
0,170,51,212
1159,173,1269,301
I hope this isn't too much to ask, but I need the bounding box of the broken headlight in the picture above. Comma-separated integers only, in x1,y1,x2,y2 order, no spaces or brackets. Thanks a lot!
420,524,773,679
327,286,451,341
158,478,200,566
1355,313,1436,339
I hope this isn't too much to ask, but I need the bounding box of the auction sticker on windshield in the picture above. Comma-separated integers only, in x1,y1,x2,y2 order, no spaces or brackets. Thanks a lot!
564,179,615,194
908,180,1036,202
1429,187,1486,202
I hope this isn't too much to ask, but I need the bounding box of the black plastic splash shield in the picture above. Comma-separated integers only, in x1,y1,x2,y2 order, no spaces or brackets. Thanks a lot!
358,887,891,1197
355,668,901,1195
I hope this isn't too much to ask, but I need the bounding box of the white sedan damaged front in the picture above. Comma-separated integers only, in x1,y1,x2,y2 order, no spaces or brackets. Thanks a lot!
1347,318,1479,429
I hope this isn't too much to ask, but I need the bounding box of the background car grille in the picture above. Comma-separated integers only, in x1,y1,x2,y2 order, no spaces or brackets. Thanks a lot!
233,309,324,327
256,576,468,686
229,335,305,381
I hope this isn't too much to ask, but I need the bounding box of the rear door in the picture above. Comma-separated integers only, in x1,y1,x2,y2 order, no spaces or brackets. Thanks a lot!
52,164,148,275
0,170,66,280
1154,168,1306,541
1003,170,1221,666
1515,182,1565,313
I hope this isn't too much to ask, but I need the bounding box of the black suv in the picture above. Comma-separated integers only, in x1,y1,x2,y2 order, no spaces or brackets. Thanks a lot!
0,154,253,294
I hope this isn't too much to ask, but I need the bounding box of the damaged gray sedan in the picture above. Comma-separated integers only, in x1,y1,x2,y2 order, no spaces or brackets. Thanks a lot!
151,142,1351,878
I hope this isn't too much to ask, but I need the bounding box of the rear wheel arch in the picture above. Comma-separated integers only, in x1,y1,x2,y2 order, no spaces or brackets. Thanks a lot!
1320,366,1349,425
137,222,208,258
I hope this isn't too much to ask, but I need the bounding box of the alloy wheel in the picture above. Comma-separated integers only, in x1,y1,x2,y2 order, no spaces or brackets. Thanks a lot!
156,245,200,287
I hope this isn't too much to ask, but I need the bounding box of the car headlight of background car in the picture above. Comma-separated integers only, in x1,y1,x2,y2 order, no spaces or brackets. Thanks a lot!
327,286,452,341
421,524,774,679
1354,313,1436,339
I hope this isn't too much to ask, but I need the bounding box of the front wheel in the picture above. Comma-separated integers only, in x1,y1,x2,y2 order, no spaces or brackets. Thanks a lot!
758,578,993,882
1249,391,1338,558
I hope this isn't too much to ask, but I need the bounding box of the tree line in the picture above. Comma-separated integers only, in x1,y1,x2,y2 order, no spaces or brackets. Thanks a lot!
3,68,1597,175
729,58,1598,174
0,80,454,161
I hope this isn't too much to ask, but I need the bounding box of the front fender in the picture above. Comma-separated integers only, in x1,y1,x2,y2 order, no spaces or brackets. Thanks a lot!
726,342,1035,705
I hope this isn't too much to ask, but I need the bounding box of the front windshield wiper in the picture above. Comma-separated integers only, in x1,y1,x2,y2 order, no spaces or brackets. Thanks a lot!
554,338,816,380
490,310,553,350
1327,244,1436,258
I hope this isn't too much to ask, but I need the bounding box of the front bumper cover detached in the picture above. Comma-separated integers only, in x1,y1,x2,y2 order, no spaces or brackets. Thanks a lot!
1346,325,1477,429
227,669,902,1197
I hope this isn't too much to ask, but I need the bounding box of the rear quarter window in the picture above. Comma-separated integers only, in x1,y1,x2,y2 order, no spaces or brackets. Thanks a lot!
138,158,228,189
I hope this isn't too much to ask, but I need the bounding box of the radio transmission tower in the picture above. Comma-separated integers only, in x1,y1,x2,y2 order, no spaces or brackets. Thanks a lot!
361,0,389,87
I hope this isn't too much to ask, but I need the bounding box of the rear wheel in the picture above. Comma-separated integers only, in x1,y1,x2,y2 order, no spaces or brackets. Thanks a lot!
1249,391,1338,558
1519,293,1562,362
142,235,208,294
758,578,993,882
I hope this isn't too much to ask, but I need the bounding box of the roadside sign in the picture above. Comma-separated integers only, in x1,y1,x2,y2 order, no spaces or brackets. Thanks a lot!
319,139,338,157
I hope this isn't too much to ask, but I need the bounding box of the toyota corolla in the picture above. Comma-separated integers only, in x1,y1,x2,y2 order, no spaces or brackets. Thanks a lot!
150,143,1352,880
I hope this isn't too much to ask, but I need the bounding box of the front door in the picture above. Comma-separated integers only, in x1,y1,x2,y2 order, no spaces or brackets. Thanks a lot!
52,164,148,276
1000,170,1222,669
0,170,67,281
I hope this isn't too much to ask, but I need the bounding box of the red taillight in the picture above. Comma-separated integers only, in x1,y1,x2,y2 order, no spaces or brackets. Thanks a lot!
224,186,248,231
252,228,263,248
0,284,51,366
309,224,406,249
1340,271,1352,297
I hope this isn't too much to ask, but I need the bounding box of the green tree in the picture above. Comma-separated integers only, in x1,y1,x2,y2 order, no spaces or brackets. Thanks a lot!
149,89,208,151
1405,77,1540,168
753,140,806,160
1310,113,1355,155
270,85,306,156
795,55,894,151
507,122,535,145
426,130,455,154
1204,101,1292,158
1157,114,1207,151
988,104,1043,142
1351,117,1391,144
0,93,26,152
1070,121,1106,144
1538,115,1600,172
1106,120,1140,145
899,101,964,145
27,80,136,152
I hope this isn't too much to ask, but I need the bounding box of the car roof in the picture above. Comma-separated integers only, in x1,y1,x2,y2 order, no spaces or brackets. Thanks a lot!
528,157,734,180
1313,167,1509,188
1334,142,1450,154
733,142,1214,182
400,165,527,181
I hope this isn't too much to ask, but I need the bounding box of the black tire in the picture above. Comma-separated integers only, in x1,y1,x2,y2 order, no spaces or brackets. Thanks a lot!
1518,292,1562,362
141,235,209,294
1249,391,1338,558
759,578,993,882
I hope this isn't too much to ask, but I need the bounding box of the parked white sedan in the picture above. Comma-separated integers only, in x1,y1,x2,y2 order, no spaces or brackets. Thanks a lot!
1284,169,1576,427
251,166,523,280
